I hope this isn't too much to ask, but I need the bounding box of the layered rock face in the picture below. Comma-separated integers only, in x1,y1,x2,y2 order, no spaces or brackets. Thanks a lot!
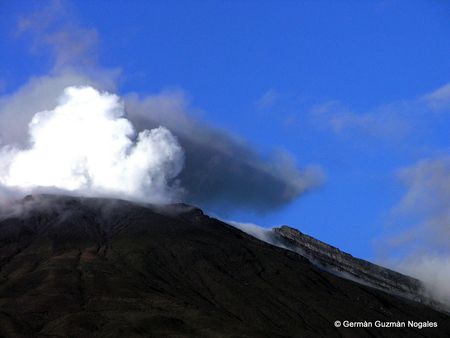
273,226,424,301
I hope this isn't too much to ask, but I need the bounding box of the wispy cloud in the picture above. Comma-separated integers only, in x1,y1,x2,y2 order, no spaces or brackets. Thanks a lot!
380,155,450,303
0,80,6,93
255,89,278,110
422,83,450,111
17,0,99,71
310,83,450,141
395,155,450,249
310,100,411,139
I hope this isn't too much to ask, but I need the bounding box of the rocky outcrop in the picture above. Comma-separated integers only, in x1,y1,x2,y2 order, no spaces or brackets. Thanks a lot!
273,225,424,302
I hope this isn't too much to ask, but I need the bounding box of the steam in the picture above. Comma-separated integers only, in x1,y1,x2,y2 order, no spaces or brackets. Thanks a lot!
0,86,184,203
0,0,324,211
400,256,450,305
226,221,277,244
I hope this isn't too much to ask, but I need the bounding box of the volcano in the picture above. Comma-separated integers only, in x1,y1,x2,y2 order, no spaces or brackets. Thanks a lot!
0,195,449,337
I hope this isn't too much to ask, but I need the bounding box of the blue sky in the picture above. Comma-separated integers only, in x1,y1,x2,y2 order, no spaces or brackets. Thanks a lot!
0,0,449,261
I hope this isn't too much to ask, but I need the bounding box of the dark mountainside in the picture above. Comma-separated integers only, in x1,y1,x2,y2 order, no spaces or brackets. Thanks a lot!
0,195,449,337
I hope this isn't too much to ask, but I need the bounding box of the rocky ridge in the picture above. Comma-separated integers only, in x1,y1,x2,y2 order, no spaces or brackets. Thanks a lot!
273,226,424,300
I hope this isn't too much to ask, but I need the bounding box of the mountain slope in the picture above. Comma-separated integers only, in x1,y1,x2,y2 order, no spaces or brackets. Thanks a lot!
272,226,424,301
0,195,449,337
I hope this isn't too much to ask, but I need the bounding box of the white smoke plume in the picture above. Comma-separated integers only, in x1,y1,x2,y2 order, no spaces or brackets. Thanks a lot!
0,86,184,203
0,0,324,212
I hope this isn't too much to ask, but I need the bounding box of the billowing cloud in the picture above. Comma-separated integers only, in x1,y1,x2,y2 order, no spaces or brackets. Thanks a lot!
0,77,323,211
125,93,324,211
0,86,184,203
0,70,118,146
0,0,324,212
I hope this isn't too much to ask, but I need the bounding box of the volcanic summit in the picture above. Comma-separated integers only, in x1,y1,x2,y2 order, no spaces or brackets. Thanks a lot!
0,194,448,337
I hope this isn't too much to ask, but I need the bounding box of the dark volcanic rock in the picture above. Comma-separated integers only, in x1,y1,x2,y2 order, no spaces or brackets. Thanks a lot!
0,195,449,337
272,226,425,301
